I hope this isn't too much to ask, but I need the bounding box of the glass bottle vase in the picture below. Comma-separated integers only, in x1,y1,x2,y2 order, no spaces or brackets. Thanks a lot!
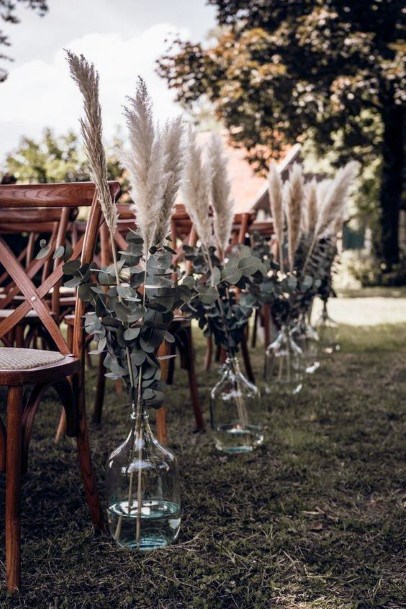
315,301,340,355
210,356,264,453
264,325,304,395
105,404,181,550
290,313,320,374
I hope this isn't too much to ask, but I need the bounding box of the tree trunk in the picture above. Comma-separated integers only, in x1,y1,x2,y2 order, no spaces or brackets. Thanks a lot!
378,106,405,267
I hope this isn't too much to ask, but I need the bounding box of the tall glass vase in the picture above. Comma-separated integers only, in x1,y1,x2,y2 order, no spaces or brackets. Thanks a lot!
264,325,304,395
105,403,181,550
315,301,340,355
290,312,320,374
210,356,264,453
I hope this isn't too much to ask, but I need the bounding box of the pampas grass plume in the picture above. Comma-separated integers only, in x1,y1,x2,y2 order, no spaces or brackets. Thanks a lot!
284,163,304,272
182,128,214,248
154,116,184,247
121,77,168,253
268,161,284,271
306,178,318,234
314,161,358,238
66,50,118,234
209,133,234,255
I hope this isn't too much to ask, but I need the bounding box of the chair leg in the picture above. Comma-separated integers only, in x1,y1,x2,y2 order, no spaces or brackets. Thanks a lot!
6,386,23,593
93,354,106,424
185,326,205,431
156,408,168,446
166,343,176,386
156,341,170,445
73,373,105,533
251,309,258,348
263,304,271,348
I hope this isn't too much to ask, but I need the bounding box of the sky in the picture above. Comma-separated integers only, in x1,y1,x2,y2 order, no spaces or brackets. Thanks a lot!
0,0,216,161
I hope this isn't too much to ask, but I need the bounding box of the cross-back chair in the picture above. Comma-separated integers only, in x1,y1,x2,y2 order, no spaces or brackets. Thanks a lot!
0,206,78,349
0,181,120,592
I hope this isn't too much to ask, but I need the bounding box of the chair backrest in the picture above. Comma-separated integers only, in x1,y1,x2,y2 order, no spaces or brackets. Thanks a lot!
0,181,121,357
0,206,79,317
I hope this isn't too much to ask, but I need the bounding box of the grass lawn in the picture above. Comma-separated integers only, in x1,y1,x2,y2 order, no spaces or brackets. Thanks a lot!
0,296,405,608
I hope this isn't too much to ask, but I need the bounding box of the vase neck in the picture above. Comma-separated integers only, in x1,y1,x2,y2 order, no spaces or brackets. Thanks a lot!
225,355,241,368
129,402,154,437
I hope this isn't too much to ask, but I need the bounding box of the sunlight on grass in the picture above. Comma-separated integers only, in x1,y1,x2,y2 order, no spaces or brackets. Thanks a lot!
312,296,406,326
338,323,406,352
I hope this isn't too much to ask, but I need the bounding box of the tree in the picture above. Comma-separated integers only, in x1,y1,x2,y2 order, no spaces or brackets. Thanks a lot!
4,128,89,183
2,127,130,198
1,0,48,81
158,0,406,268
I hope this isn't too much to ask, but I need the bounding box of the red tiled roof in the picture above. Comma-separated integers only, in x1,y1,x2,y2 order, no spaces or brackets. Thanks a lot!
194,132,299,214
195,131,267,214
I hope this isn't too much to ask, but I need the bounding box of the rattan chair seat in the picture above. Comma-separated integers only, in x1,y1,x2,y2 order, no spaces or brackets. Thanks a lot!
0,348,65,370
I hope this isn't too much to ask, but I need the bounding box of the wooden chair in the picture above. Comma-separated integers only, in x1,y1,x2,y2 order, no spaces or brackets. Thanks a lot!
0,206,78,348
0,181,119,592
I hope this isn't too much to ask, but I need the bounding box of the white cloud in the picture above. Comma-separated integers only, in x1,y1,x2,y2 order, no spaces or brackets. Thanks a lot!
0,23,187,160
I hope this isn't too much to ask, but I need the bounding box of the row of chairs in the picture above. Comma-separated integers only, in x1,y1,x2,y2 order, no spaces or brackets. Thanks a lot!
0,181,274,592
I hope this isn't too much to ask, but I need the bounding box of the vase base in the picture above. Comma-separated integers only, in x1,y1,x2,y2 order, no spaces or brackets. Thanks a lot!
108,500,181,550
213,424,264,453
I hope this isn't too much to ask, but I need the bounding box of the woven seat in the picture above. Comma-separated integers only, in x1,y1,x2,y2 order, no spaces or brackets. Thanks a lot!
0,348,65,370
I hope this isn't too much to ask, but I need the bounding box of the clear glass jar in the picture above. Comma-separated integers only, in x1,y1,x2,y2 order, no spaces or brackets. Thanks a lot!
210,356,264,453
264,325,304,395
315,302,340,355
290,313,320,374
105,405,180,550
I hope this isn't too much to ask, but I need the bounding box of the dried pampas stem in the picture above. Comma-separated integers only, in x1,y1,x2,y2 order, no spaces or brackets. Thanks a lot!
268,162,284,273
154,116,184,248
209,133,234,257
182,128,214,248
66,50,118,234
306,179,318,235
285,163,304,272
121,77,168,253
67,50,136,414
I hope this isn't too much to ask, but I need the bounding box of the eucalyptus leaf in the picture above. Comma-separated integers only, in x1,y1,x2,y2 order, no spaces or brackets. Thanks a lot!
114,301,131,323
123,327,140,341
53,245,65,260
36,246,50,260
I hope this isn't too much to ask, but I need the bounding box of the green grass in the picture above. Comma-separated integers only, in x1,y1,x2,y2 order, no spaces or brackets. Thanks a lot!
0,315,405,608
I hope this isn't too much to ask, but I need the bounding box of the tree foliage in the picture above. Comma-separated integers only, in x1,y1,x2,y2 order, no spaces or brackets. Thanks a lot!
0,0,48,81
158,0,406,267
2,128,130,198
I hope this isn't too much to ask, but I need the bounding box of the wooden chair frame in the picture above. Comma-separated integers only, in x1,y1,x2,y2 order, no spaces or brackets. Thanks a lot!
0,181,120,592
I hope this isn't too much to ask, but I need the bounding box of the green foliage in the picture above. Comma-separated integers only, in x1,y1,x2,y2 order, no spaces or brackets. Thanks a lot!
247,232,328,326
4,129,89,183
38,231,193,409
159,0,404,166
158,0,405,267
183,243,266,354
3,127,130,199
